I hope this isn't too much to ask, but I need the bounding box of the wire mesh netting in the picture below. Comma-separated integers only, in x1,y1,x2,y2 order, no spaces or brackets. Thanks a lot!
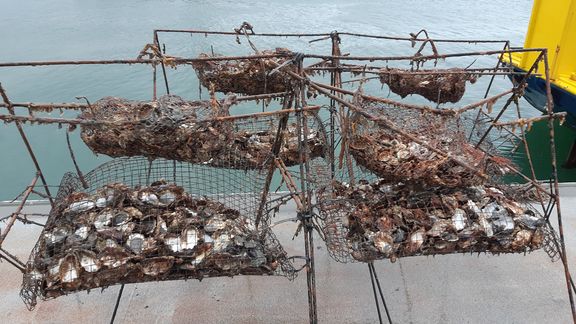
314,93,554,263
191,49,294,96
347,99,510,188
377,68,478,104
20,157,297,310
80,95,326,170
316,177,549,263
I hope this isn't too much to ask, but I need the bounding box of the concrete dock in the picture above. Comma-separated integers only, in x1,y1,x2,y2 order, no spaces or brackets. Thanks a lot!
1,186,576,324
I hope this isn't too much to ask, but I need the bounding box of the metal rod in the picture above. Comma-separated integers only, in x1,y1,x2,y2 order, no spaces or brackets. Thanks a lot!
0,105,322,126
369,263,393,324
368,264,384,324
0,250,25,272
0,48,545,69
311,80,513,115
0,247,26,268
543,50,576,323
0,174,39,246
65,132,89,189
154,33,170,95
0,84,54,207
109,284,125,324
309,68,533,77
154,28,509,44
0,54,289,68
302,47,547,62
255,94,292,228
0,92,289,111
493,112,567,127
0,102,88,110
483,42,509,98
474,52,545,148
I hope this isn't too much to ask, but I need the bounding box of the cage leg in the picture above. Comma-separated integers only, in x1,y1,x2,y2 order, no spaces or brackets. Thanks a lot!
304,220,318,324
369,262,393,324
109,284,125,324
368,263,384,324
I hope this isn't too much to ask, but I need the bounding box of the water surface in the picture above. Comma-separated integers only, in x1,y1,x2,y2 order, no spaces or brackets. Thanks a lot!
0,0,534,200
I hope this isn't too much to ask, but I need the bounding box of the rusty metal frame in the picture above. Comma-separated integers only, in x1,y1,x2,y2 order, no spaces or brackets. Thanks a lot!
0,26,574,324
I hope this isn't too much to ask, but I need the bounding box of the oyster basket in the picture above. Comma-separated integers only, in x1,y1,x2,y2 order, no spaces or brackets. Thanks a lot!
191,49,294,96
317,176,550,263
80,95,327,171
20,157,298,309
314,100,554,263
347,99,507,188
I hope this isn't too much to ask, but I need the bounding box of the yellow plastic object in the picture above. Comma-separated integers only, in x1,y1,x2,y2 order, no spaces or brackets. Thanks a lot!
508,0,576,94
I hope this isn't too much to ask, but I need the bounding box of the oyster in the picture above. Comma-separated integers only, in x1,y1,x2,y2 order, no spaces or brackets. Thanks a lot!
141,257,174,276
406,229,426,253
205,216,226,233
452,209,467,231
59,254,80,287
126,233,146,254
112,211,130,226
67,200,96,213
76,250,101,273
158,191,177,205
94,211,113,230
511,230,533,251
516,213,544,230
213,234,230,252
373,232,394,256
44,226,71,246
99,248,131,268
139,192,159,206
164,234,182,253
181,228,199,250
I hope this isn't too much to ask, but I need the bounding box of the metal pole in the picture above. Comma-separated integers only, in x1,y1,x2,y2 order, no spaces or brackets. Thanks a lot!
0,84,54,207
543,50,576,323
368,264,384,324
0,174,39,246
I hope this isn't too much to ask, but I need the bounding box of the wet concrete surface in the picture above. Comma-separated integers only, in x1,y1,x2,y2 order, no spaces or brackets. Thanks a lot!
1,186,576,323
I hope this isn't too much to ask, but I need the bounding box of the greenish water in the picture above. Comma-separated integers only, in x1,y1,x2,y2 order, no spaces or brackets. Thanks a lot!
0,0,547,200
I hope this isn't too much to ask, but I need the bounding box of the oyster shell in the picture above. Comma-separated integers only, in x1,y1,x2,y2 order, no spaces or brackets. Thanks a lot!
139,192,159,206
141,257,174,276
76,250,101,272
99,248,131,268
373,232,394,256
59,254,80,285
181,228,198,250
511,229,533,250
44,226,71,246
164,234,182,253
516,213,544,230
406,229,426,253
126,233,146,254
213,234,230,252
68,200,96,213
205,216,226,233
452,208,467,231
158,191,177,205
94,211,113,230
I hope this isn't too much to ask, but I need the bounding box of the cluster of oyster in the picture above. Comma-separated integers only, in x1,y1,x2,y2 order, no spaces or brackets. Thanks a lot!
24,181,286,301
80,95,325,169
326,180,545,262
378,68,477,104
191,48,294,95
349,124,507,188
